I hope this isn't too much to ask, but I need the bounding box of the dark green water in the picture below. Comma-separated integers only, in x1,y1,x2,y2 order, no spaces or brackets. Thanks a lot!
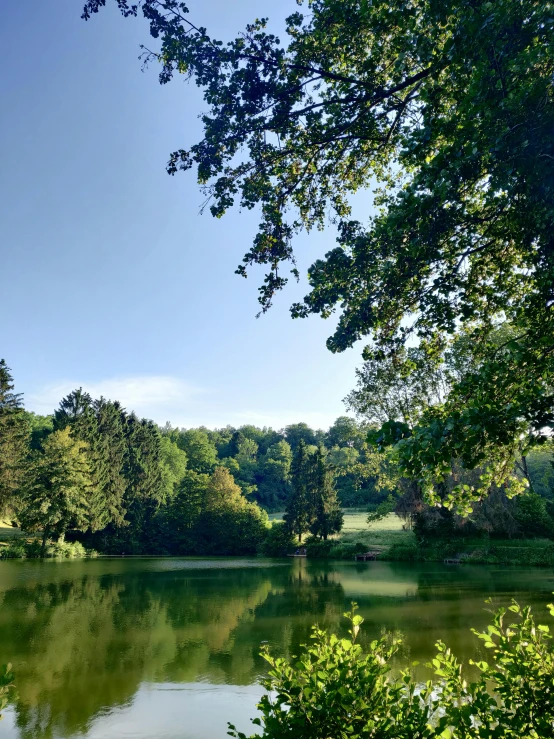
1,558,554,739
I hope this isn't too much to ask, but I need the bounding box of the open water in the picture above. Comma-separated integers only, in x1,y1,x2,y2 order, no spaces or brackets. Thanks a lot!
1,557,553,738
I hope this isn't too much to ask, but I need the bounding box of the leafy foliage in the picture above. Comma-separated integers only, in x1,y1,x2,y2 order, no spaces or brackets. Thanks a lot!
174,428,218,474
0,663,14,720
259,520,296,557
19,428,94,554
163,466,269,554
230,600,554,739
367,495,396,525
83,0,554,506
4,357,552,555
0,538,94,559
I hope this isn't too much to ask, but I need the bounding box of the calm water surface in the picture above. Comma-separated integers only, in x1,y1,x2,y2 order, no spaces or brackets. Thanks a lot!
1,557,554,739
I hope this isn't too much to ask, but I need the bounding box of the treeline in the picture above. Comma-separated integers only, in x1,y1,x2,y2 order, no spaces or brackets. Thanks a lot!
160,414,383,510
0,360,383,555
2,357,554,556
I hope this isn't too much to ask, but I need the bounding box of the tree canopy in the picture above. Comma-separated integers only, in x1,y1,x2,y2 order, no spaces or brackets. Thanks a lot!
19,428,94,555
81,0,554,506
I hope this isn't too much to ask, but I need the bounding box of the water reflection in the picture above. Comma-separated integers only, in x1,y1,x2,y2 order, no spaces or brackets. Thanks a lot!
1,558,553,739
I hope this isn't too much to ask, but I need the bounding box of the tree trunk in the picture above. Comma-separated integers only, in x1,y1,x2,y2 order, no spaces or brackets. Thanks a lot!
41,527,49,558
520,454,534,493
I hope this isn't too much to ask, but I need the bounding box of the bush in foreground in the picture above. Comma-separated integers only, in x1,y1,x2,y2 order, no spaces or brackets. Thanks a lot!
229,601,554,739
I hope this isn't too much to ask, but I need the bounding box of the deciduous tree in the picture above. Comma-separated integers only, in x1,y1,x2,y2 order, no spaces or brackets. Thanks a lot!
19,428,93,555
83,0,554,506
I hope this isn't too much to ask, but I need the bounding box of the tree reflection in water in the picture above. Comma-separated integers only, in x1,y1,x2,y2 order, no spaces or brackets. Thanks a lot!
1,558,553,739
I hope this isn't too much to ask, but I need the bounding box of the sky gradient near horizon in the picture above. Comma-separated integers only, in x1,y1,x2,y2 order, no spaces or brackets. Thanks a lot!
1,0,370,431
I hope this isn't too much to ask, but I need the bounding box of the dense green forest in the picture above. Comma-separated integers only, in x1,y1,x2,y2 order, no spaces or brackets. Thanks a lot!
1,358,554,557
0,359,375,555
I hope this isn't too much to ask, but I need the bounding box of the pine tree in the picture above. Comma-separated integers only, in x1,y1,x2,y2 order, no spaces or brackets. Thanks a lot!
284,440,314,544
54,391,127,531
0,360,28,515
19,428,93,556
89,398,127,529
120,414,164,550
53,388,94,433
310,446,343,540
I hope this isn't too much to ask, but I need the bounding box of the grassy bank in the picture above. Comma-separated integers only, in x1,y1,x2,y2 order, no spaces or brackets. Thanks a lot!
0,521,96,559
0,538,97,559
271,510,554,566
0,519,24,540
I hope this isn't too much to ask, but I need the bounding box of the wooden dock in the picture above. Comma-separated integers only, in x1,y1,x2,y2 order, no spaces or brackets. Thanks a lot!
444,554,469,564
354,551,379,561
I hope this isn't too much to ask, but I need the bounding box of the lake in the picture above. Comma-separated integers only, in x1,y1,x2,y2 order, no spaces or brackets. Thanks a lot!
1,558,554,739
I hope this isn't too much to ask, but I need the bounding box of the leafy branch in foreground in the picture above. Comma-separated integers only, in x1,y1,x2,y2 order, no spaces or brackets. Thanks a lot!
81,0,554,504
229,600,554,739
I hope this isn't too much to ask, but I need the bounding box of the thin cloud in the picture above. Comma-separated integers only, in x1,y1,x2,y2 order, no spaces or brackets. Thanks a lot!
26,376,205,422
26,378,350,431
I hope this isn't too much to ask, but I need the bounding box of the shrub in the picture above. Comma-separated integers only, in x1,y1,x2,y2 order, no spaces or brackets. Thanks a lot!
386,542,420,561
259,521,296,557
229,601,554,739
305,537,333,558
45,538,93,558
0,538,95,559
0,542,27,559
327,541,368,559
514,493,554,538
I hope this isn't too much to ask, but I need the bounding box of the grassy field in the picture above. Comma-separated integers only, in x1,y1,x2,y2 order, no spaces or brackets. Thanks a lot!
339,511,414,550
0,519,25,552
0,519,23,540
268,510,414,551
267,511,554,564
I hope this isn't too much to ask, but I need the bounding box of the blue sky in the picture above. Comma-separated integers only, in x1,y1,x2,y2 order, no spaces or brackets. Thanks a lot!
1,0,367,431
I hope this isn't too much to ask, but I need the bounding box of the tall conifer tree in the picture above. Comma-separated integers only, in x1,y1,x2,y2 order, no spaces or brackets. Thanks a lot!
120,414,164,549
284,440,314,543
89,398,127,529
310,446,343,540
54,391,128,531
0,360,28,515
